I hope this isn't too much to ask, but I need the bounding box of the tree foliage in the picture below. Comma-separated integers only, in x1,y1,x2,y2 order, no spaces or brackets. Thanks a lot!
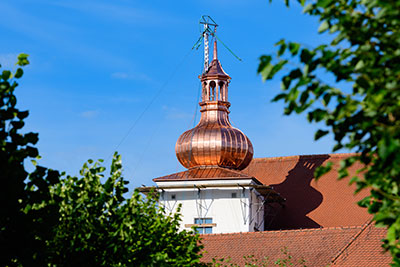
258,0,400,265
48,155,202,266
0,54,61,266
0,56,202,266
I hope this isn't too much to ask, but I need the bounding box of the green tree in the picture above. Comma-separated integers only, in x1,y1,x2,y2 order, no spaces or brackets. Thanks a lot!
258,0,400,265
1,54,61,266
47,155,202,266
0,56,202,266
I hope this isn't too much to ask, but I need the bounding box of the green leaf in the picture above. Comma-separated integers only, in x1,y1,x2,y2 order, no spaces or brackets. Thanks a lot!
318,20,329,33
288,42,301,55
14,68,24,78
260,63,274,81
322,93,331,106
284,0,289,7
299,91,309,105
275,39,286,46
17,53,30,66
258,55,272,73
300,49,314,63
2,70,12,80
308,108,327,122
17,110,29,119
278,42,287,57
282,76,292,90
355,60,364,70
303,3,313,13
349,176,359,185
315,162,333,180
316,0,333,8
272,93,287,102
315,129,329,140
272,60,288,76
289,69,302,79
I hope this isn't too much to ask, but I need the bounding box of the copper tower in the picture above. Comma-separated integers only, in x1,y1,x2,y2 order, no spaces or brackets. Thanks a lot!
175,41,253,170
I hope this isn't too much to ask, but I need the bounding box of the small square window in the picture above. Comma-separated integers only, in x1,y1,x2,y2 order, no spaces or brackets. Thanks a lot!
171,194,176,200
232,192,237,198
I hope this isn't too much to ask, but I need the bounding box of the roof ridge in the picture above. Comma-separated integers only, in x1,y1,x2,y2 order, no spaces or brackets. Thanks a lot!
252,153,357,163
200,225,365,237
330,219,374,264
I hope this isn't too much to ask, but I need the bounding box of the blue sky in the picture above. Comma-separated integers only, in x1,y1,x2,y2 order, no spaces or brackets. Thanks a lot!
1,0,339,188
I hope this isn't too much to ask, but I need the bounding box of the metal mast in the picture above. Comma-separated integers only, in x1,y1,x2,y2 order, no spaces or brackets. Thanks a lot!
199,16,218,72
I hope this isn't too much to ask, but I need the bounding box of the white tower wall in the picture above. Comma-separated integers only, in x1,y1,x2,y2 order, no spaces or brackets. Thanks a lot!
156,179,265,234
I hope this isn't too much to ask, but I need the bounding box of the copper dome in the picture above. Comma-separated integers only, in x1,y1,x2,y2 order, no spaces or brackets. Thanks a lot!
175,41,253,170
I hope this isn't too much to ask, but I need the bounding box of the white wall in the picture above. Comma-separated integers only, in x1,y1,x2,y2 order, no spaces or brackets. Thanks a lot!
249,189,265,231
156,179,265,234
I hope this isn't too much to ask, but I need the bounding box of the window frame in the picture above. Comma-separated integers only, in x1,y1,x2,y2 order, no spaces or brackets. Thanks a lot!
185,217,216,234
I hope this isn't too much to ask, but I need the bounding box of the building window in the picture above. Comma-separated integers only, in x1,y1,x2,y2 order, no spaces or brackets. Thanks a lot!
194,218,213,234
196,226,213,234
171,194,176,200
231,192,237,198
195,218,212,224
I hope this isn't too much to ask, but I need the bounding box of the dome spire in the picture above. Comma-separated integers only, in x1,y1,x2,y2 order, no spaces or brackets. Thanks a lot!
175,26,253,170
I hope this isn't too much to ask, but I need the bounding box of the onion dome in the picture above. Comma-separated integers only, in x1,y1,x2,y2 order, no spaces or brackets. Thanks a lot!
175,41,253,170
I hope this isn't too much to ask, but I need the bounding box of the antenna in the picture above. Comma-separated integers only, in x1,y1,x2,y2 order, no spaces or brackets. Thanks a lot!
193,16,242,73
199,15,218,72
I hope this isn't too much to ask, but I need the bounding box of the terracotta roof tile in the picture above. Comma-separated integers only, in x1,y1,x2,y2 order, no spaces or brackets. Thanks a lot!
200,226,363,266
242,153,371,229
200,222,390,266
332,222,390,266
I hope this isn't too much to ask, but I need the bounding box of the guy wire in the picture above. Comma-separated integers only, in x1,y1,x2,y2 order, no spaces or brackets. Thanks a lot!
106,47,194,164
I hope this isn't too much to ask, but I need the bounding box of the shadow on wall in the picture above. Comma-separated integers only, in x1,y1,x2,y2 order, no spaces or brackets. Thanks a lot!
266,155,330,230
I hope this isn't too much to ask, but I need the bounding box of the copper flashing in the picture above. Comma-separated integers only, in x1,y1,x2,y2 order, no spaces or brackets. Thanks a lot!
153,166,255,182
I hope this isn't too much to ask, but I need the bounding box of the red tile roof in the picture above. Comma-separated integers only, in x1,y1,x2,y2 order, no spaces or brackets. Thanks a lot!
200,226,362,266
332,222,390,266
242,153,372,229
200,222,390,266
